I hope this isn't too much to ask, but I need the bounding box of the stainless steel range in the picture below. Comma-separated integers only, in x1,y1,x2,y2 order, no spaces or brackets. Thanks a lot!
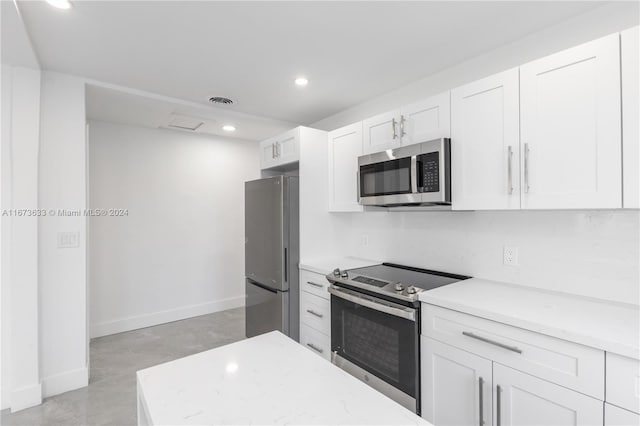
326,263,470,415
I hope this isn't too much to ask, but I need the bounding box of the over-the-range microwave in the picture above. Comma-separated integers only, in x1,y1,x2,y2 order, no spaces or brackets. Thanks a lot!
357,138,451,208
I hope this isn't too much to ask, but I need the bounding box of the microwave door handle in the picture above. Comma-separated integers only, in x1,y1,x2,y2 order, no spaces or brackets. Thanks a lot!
356,170,361,203
411,155,418,194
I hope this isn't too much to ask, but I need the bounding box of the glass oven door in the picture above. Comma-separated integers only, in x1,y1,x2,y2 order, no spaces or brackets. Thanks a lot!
330,286,419,401
359,157,412,197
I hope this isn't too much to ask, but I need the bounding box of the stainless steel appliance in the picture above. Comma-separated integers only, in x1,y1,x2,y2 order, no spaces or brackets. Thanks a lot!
245,176,299,341
358,138,451,207
326,263,470,414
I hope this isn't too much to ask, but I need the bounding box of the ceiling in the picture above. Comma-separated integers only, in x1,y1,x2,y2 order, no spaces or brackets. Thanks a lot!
85,84,297,141
16,1,605,128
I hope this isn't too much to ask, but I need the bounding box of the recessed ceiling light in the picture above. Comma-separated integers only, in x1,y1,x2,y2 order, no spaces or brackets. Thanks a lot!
222,125,236,132
46,0,72,9
294,77,309,87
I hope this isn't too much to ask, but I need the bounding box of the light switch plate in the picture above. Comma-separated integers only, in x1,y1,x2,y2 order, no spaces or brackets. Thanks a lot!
58,231,80,248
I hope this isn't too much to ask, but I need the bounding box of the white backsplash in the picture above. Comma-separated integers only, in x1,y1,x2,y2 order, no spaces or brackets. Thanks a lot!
327,210,639,305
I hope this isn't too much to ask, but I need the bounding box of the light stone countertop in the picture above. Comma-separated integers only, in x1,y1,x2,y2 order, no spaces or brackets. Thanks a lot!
299,256,380,275
419,277,640,359
137,331,429,425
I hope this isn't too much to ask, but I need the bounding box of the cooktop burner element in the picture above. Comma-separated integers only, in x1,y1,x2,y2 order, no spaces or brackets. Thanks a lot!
327,263,470,305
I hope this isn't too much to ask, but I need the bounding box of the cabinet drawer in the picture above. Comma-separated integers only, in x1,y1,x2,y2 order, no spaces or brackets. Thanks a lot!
605,403,640,425
300,291,330,335
300,323,330,361
299,269,330,300
606,353,640,414
422,304,604,399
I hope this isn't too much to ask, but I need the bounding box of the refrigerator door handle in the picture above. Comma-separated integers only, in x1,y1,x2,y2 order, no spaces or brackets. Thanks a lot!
284,247,288,283
247,279,278,294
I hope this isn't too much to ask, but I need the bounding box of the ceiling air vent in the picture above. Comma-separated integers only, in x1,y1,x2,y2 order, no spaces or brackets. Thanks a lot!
209,97,234,105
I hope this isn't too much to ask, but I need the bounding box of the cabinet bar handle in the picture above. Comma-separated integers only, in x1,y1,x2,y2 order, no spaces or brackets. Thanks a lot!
307,281,323,288
400,115,407,137
507,146,514,195
306,343,323,353
272,143,275,159
478,376,484,426
524,143,530,193
392,118,398,139
462,331,522,354
306,309,323,318
496,384,502,426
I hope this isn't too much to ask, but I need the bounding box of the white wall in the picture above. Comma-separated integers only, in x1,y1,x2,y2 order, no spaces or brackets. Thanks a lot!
88,121,258,338
305,2,640,305
38,72,88,398
1,65,43,411
1,0,42,411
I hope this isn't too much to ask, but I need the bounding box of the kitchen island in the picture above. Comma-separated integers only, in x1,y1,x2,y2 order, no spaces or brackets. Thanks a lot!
137,331,428,425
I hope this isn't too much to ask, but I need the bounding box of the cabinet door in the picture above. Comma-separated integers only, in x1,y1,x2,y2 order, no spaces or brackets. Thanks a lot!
520,33,622,209
605,403,640,426
260,138,277,170
494,364,603,426
363,109,401,154
451,69,520,210
274,128,299,166
328,122,363,212
622,26,639,209
400,91,451,146
421,337,493,426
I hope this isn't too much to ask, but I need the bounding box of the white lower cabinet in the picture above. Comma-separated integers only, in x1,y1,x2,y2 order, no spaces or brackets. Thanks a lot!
605,403,640,426
298,268,331,361
300,323,331,361
421,304,606,426
494,363,603,426
422,337,492,426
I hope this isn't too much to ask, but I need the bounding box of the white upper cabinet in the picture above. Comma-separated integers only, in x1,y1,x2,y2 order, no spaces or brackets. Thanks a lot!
520,33,622,209
276,128,300,166
362,93,451,154
260,128,300,170
260,136,279,170
622,26,639,209
363,109,402,154
328,122,364,212
400,91,451,146
494,364,603,426
451,69,521,210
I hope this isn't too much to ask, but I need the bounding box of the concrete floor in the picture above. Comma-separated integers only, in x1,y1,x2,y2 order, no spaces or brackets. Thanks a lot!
1,307,245,426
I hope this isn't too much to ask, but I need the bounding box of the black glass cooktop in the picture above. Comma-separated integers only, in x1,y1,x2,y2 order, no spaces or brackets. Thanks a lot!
350,263,469,291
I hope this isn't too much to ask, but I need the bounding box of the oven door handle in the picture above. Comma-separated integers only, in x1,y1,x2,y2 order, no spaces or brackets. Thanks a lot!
328,286,416,322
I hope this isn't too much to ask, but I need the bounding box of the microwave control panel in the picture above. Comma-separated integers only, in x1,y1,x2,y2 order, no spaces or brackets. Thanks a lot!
420,152,440,193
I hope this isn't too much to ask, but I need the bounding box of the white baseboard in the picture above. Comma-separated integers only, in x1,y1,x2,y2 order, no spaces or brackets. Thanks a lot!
41,366,88,398
1,386,10,410
9,382,42,412
90,296,245,338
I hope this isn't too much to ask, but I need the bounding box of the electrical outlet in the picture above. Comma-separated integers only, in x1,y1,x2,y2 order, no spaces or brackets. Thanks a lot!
503,246,519,266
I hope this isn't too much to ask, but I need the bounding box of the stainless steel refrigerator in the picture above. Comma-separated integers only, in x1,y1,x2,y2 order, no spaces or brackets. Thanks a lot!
245,176,299,341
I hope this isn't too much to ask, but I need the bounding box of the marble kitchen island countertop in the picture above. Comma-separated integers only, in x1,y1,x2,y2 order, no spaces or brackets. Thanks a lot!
299,256,380,275
137,331,429,426
419,278,640,359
